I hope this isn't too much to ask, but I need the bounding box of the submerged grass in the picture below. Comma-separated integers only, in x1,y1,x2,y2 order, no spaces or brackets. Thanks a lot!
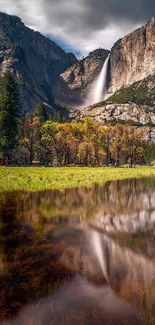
1,166,155,193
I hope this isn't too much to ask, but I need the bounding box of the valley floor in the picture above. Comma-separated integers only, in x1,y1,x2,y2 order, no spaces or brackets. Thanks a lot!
0,166,155,193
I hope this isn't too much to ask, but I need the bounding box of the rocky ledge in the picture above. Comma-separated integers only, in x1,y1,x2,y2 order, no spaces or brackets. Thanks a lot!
80,101,155,126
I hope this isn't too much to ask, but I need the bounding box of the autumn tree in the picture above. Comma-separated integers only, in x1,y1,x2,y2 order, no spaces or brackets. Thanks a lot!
110,124,127,167
125,126,145,167
19,114,41,165
100,125,112,166
80,118,102,166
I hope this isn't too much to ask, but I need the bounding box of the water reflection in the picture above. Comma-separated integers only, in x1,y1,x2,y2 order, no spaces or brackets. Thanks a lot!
3,276,145,325
1,177,155,324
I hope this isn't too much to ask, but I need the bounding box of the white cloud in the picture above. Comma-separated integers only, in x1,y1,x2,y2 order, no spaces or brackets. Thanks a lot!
0,0,150,57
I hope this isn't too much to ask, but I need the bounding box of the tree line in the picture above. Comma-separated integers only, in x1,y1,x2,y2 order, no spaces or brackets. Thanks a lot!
0,72,154,167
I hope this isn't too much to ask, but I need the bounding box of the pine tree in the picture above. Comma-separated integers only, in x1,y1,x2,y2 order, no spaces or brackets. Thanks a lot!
34,101,48,123
0,71,20,165
54,111,62,123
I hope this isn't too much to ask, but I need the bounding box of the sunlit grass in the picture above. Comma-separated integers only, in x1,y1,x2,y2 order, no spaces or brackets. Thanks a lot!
0,166,155,193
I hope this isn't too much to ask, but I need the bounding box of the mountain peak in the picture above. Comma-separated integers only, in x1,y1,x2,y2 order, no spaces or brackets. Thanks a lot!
88,48,109,59
147,16,155,25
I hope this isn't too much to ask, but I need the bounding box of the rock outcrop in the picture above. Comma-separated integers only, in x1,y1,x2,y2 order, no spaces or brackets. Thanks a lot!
0,12,77,112
80,101,155,126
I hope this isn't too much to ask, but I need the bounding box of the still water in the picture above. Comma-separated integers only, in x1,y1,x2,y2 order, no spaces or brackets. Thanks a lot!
1,177,155,324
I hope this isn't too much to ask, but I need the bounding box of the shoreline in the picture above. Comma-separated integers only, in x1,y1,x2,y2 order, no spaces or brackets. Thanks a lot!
0,166,155,193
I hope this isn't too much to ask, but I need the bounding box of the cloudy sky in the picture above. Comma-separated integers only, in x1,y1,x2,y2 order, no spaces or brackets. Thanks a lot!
0,0,154,57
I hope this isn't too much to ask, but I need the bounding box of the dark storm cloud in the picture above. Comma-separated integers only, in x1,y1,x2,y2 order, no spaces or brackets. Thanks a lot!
0,0,154,55
43,0,155,30
84,0,152,27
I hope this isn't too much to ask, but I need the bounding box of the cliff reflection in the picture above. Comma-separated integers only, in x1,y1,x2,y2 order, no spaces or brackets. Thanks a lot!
1,177,155,323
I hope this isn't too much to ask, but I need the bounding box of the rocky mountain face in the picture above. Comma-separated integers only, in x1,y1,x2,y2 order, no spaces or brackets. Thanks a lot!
0,12,77,112
61,49,109,105
109,17,155,95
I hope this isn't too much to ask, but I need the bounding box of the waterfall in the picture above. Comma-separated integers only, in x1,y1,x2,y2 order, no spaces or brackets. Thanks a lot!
86,54,110,106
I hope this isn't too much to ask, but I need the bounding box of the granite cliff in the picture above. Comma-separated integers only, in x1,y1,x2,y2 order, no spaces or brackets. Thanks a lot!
0,12,77,112
109,17,155,95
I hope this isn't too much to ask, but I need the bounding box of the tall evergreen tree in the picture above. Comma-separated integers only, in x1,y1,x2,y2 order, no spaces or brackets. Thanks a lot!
34,101,48,123
0,71,20,164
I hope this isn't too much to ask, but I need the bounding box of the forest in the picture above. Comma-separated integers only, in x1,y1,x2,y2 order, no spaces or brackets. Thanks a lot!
0,71,155,167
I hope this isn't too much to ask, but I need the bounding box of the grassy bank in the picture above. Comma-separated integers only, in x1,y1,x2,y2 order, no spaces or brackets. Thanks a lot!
0,166,155,193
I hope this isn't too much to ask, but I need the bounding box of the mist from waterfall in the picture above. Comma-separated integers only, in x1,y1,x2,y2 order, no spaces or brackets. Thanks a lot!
86,53,110,106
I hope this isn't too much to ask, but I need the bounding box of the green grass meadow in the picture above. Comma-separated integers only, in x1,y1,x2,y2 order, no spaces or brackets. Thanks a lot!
1,166,155,193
